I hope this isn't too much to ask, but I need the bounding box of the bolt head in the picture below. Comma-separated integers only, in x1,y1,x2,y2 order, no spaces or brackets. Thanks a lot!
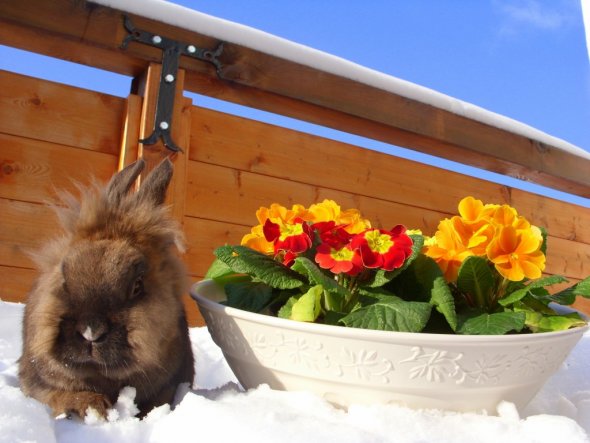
159,121,169,130
152,35,162,44
187,45,196,53
164,74,175,83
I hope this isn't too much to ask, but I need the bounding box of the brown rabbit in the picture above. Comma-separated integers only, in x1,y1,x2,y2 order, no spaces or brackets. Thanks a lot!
19,158,194,419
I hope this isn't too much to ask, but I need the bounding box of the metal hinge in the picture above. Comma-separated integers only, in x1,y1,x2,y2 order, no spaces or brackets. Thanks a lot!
121,16,224,152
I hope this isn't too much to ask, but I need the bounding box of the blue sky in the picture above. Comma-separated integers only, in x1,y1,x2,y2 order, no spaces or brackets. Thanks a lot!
1,0,589,206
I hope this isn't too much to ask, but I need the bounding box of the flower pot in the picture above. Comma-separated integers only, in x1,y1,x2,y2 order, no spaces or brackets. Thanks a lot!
190,279,588,413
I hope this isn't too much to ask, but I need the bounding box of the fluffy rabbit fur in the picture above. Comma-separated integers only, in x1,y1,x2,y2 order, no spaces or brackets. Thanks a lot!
19,158,194,419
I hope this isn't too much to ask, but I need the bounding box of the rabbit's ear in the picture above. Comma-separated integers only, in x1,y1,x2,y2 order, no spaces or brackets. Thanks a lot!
135,158,173,206
106,159,145,205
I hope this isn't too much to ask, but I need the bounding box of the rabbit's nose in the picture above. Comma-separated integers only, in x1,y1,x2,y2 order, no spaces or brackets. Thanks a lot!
77,321,108,343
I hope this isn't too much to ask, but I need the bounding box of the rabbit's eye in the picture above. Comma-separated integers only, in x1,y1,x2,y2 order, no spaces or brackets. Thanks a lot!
130,276,144,299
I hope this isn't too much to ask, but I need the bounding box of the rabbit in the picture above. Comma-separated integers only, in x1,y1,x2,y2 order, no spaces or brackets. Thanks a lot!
19,158,195,419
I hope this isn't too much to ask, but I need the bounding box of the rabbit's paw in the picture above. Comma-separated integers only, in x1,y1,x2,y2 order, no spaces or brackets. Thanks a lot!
51,391,112,419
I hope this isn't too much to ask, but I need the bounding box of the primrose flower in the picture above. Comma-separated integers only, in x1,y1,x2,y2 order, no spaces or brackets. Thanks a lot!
457,197,498,255
241,224,274,255
315,243,363,276
263,217,313,257
307,199,371,234
424,217,473,281
241,203,309,254
351,225,413,271
486,225,546,281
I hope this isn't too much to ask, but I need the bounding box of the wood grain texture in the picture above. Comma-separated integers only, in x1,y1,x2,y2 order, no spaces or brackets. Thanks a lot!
0,265,37,304
0,199,60,270
0,70,125,153
1,0,589,196
190,106,590,244
0,133,118,205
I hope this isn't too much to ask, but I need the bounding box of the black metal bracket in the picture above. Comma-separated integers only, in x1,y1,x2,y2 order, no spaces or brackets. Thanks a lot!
121,16,224,153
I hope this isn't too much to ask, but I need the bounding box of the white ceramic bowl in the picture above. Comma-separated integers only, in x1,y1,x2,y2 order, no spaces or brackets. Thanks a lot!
190,279,588,413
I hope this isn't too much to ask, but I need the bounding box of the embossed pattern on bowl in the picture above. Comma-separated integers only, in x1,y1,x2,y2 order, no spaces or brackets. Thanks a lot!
190,279,588,413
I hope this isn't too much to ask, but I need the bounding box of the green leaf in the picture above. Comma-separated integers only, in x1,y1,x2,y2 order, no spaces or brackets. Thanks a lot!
323,310,347,325
532,313,587,333
499,275,569,307
539,226,548,256
456,311,526,335
575,277,590,298
291,257,349,296
214,245,305,290
456,256,494,309
291,285,323,322
205,258,233,279
384,254,443,302
513,297,588,332
225,282,274,313
367,235,425,287
430,277,457,331
340,296,431,332
549,276,590,305
278,296,298,319
292,256,351,312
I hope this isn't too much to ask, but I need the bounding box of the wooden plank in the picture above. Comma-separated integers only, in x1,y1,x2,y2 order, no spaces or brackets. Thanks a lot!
186,73,590,199
185,160,446,232
510,189,590,244
190,106,505,213
190,106,590,245
0,70,125,154
1,0,589,197
184,216,245,277
0,265,37,304
134,64,193,224
573,297,590,316
118,94,143,171
0,133,118,205
0,199,60,270
167,96,193,224
545,237,590,279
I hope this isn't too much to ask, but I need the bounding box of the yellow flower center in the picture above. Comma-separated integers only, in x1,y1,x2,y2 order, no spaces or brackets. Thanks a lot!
365,230,393,254
279,222,304,241
331,247,355,262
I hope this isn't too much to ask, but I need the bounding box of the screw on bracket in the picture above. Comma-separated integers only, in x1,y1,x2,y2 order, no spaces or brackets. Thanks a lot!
121,16,224,153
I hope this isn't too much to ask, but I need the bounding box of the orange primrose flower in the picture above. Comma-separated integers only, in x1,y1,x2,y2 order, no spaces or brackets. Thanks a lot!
424,217,473,282
307,199,371,234
486,225,546,281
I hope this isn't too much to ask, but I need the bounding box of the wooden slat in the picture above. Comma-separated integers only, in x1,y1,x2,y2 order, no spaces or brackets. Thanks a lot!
135,64,192,222
1,0,589,197
184,216,245,277
573,297,590,316
0,133,118,205
0,265,37,304
0,70,125,154
168,96,193,225
189,105,506,213
118,94,143,171
190,106,590,244
185,160,446,232
0,199,60,270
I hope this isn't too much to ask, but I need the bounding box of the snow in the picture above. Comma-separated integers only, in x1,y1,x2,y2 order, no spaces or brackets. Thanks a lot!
90,0,590,161
1,300,590,442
